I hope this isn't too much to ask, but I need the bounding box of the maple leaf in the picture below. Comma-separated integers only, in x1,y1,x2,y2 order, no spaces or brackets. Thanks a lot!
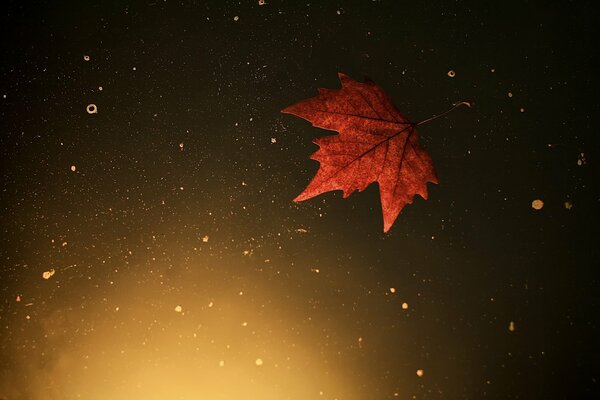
283,72,471,232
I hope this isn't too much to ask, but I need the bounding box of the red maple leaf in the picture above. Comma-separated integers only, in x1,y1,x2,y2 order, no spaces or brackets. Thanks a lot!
283,72,471,232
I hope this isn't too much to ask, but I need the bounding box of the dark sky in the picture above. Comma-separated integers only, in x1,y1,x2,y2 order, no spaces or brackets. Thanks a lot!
1,1,598,399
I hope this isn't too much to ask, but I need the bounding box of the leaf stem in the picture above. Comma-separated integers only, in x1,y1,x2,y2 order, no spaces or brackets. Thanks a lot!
415,101,473,126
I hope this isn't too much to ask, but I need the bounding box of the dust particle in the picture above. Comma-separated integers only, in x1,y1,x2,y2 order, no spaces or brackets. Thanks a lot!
42,269,56,280
416,369,424,377
402,302,409,310
508,321,516,332
531,199,544,210
447,70,456,78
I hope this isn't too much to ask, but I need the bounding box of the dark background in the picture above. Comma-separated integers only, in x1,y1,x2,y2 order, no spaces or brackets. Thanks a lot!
1,1,598,399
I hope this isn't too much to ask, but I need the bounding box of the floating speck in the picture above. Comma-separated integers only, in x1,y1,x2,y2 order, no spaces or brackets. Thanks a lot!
16,295,21,302
174,305,182,313
520,107,525,112
233,15,239,21
531,199,544,210
202,235,209,243
416,369,424,377
219,360,225,367
508,92,513,98
389,287,396,294
179,142,184,151
401,302,409,310
86,104,97,114
98,86,103,91
70,165,77,172
577,153,586,166
447,70,456,78
42,269,56,280
255,358,264,366
83,55,90,61
208,301,214,308
258,0,266,5
132,66,137,71
271,137,277,143
508,321,516,332
564,201,573,210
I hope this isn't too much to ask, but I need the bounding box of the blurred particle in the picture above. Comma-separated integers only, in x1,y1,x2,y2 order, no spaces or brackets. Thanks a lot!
179,142,185,151
258,0,266,5
208,301,214,308
174,305,183,313
16,295,21,302
202,235,209,242
98,86,103,91
416,369,424,377
520,107,525,112
389,287,396,294
83,54,90,61
508,92,513,98
564,201,573,210
255,358,264,366
401,302,409,310
233,15,239,21
219,360,225,367
70,165,77,172
508,321,516,332
577,153,587,166
271,137,277,143
242,321,248,327
310,268,320,273
531,199,544,210
86,104,97,114
42,269,56,280
132,66,137,71
447,70,456,78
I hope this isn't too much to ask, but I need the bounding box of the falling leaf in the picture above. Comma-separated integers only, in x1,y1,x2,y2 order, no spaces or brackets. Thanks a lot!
283,73,471,232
